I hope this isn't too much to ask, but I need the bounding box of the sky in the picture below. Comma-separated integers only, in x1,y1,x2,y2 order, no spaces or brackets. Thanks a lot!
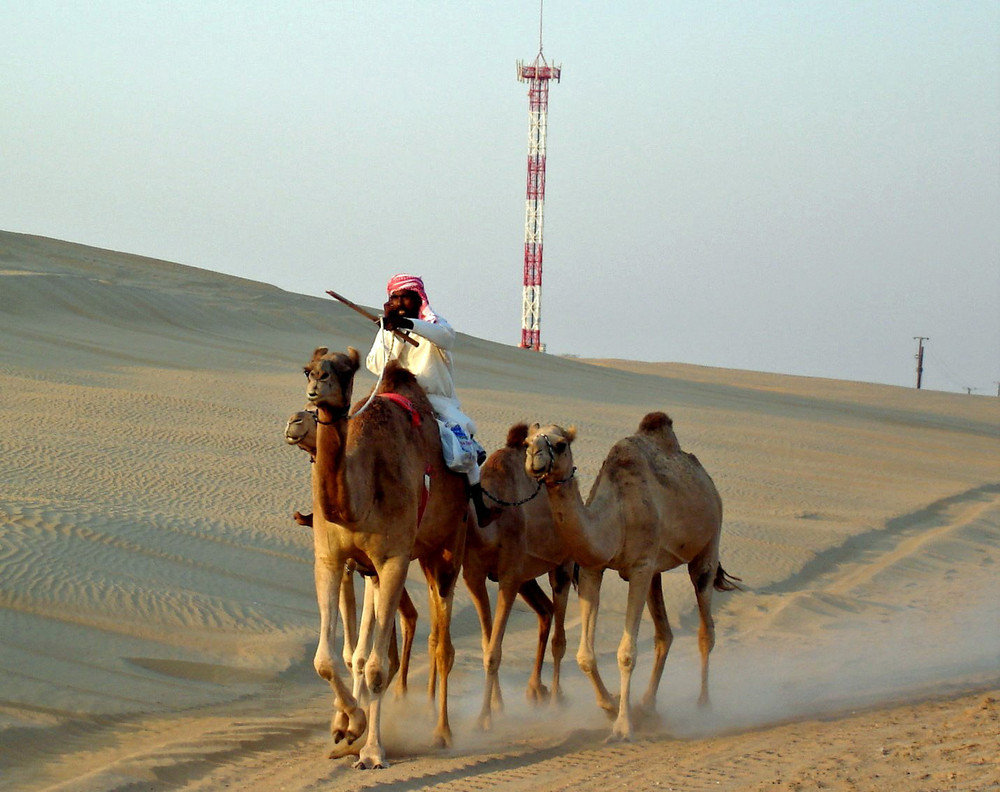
2,1,998,394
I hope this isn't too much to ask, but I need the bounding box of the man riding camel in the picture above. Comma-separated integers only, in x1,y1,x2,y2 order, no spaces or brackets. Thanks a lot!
367,273,500,528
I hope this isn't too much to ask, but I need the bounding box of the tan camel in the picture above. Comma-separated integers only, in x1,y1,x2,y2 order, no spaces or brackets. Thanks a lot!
463,423,574,731
524,412,739,741
285,408,418,698
292,411,568,731
304,347,469,769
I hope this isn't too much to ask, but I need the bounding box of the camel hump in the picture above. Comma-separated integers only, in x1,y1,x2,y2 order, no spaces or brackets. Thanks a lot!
638,411,672,433
505,423,530,448
637,411,681,454
380,360,419,392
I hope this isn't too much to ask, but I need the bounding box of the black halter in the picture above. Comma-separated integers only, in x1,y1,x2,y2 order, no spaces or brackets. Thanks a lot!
313,406,349,425
536,433,578,486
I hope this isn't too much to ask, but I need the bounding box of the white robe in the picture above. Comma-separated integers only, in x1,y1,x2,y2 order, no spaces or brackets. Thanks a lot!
366,317,481,482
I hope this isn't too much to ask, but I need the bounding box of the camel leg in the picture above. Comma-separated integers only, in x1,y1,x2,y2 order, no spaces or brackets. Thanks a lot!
393,587,418,699
426,597,439,704
517,578,554,705
351,576,377,704
475,579,521,731
463,568,494,662
689,558,718,708
339,568,358,673
548,563,572,705
312,552,365,747
356,555,408,770
422,557,458,749
356,691,387,770
640,572,673,714
464,569,497,731
611,568,655,742
576,566,616,716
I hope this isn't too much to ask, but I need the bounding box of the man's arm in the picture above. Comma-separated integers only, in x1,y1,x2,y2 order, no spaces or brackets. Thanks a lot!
385,316,455,350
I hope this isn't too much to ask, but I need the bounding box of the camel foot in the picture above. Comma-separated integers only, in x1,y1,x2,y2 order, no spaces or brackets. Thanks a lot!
526,682,550,704
353,754,389,770
634,705,663,731
432,726,453,749
607,716,635,743
331,710,350,744
698,692,711,709
598,696,620,720
476,711,493,732
332,706,367,745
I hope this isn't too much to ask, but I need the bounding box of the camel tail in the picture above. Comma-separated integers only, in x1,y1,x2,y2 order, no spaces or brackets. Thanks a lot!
714,564,743,592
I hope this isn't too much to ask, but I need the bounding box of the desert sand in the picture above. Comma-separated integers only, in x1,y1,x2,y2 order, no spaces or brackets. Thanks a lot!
0,230,997,791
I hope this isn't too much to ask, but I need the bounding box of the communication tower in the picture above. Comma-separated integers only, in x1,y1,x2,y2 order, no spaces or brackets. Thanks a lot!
517,7,560,351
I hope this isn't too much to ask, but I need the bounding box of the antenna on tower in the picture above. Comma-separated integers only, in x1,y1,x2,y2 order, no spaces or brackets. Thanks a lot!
516,3,560,351
538,0,544,53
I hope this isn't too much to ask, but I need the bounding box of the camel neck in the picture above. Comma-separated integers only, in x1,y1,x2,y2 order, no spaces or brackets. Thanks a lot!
313,417,357,524
545,477,618,568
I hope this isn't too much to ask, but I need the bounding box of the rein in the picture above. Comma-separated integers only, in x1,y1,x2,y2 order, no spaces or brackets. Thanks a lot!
485,433,576,506
481,477,543,507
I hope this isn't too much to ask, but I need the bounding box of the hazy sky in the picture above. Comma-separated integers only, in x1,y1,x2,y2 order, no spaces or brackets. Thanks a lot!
3,2,998,393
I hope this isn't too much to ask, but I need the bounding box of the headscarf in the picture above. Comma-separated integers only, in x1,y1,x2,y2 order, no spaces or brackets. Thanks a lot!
386,273,438,323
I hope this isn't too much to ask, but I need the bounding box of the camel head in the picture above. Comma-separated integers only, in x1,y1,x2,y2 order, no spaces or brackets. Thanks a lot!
304,346,360,416
524,423,577,483
284,409,318,455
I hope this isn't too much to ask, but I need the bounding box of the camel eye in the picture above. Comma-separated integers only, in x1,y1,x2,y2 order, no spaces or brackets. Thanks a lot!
553,441,567,453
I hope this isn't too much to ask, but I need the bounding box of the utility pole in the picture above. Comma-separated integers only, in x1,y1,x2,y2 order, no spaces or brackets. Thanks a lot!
913,336,928,389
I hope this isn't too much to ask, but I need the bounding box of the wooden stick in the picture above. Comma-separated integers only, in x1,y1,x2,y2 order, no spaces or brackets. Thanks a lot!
325,289,418,346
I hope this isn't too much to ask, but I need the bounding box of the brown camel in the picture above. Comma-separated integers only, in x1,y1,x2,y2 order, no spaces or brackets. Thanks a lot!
463,423,574,731
304,347,469,769
285,408,418,699
524,412,739,741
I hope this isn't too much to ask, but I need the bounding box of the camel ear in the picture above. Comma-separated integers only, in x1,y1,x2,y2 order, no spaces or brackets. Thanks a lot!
311,346,328,362
565,426,577,444
346,347,360,370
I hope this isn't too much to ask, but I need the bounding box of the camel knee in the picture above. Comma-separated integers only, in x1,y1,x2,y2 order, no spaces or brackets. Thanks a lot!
365,656,387,695
617,644,637,672
538,611,553,633
484,648,502,677
314,650,334,681
699,623,715,655
576,649,597,676
435,634,456,672
552,632,567,661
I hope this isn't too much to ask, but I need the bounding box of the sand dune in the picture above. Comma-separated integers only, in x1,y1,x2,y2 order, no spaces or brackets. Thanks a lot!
0,230,997,791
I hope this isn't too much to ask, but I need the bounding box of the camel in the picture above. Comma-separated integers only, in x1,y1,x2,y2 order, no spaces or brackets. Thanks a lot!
294,410,569,731
463,423,574,731
284,408,418,699
524,412,739,741
303,347,469,769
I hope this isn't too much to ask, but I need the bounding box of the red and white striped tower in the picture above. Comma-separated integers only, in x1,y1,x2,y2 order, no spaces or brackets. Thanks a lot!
517,27,560,350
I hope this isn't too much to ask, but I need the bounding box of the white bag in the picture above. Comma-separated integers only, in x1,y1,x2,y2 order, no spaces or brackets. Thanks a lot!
437,419,481,475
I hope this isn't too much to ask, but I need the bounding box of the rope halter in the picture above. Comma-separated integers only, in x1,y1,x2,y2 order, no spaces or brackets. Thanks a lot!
529,432,578,487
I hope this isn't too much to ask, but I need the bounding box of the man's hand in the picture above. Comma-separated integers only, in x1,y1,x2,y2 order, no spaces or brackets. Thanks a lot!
380,314,413,332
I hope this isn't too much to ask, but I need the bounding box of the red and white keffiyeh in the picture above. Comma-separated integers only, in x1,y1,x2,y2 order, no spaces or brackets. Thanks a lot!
386,273,438,323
